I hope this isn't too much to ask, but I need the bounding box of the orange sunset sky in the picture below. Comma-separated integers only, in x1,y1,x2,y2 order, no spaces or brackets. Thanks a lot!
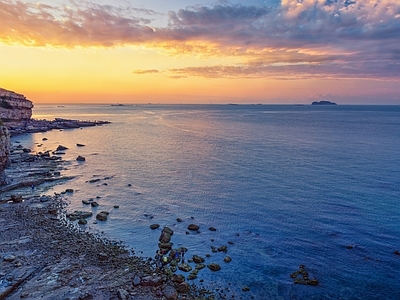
1,0,399,104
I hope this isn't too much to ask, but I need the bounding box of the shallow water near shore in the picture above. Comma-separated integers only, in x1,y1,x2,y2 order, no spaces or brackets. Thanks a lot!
10,104,400,299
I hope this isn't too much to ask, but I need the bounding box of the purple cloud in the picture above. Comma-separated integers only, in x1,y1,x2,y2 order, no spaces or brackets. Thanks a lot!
0,0,399,80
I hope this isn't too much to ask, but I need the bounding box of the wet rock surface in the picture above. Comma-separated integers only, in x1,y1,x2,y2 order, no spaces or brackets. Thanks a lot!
6,118,110,137
0,196,163,300
0,195,216,300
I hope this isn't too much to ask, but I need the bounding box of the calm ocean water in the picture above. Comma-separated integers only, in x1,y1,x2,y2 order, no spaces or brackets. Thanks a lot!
10,104,400,299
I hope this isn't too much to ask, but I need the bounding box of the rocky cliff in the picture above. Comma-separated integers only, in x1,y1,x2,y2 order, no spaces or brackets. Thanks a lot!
0,88,33,126
0,122,11,185
0,88,31,185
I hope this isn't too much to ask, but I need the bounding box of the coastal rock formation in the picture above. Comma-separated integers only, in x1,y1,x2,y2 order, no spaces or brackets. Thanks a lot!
0,123,11,185
0,88,110,137
311,100,337,105
0,88,33,126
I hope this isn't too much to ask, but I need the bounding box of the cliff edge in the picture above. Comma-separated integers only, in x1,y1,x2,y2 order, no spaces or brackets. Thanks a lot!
0,88,33,126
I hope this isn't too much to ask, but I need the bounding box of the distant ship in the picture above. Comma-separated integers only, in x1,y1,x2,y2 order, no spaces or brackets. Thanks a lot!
111,104,124,106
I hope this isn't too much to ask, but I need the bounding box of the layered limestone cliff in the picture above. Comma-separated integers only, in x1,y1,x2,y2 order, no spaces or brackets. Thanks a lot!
0,88,33,126
0,123,11,185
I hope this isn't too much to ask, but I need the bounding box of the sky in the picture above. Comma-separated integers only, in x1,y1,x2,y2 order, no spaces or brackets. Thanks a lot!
0,0,399,104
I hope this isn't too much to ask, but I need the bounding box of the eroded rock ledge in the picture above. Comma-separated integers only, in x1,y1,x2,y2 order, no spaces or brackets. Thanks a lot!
7,118,111,137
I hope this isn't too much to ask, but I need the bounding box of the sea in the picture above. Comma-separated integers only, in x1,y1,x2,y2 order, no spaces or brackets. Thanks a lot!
9,104,400,299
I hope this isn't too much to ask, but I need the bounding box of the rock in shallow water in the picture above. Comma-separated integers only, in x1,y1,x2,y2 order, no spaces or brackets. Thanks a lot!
96,212,108,221
207,263,221,271
187,224,199,231
178,263,192,272
150,224,160,230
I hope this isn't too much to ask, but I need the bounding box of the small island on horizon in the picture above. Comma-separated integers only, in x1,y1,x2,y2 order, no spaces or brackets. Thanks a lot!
311,100,337,105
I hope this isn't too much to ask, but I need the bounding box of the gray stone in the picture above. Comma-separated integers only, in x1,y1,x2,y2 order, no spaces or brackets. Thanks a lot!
141,275,163,286
117,289,129,300
163,285,178,300
133,274,141,286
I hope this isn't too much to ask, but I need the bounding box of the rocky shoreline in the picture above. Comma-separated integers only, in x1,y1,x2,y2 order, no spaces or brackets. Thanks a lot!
7,118,111,137
0,123,216,300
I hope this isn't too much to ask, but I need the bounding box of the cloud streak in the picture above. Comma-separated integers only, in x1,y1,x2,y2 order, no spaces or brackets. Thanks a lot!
133,69,159,74
1,0,399,80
